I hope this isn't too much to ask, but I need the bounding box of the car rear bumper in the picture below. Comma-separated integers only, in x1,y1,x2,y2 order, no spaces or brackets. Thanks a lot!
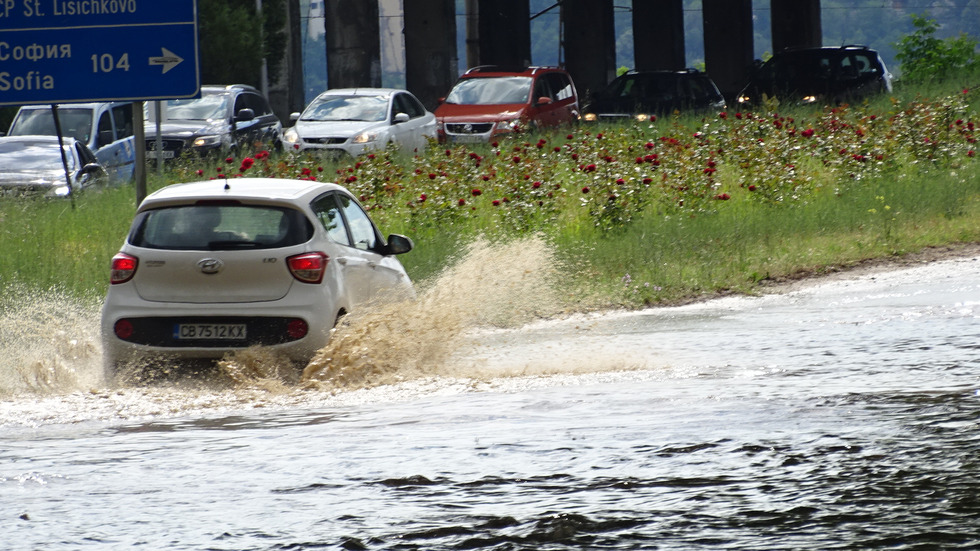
100,298,337,366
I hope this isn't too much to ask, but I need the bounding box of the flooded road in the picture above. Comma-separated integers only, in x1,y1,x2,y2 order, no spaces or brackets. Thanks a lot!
2,252,979,550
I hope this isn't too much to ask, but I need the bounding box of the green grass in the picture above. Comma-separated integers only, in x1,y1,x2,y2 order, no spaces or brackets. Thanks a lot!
3,78,979,311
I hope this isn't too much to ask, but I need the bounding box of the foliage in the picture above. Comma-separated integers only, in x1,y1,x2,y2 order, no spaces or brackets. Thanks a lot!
3,86,979,307
894,14,980,83
198,0,285,87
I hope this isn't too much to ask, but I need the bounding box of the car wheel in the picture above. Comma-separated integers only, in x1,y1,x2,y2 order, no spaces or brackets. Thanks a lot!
334,309,348,328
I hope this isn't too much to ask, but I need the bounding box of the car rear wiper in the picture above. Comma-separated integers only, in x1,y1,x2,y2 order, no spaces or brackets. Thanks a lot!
206,240,261,249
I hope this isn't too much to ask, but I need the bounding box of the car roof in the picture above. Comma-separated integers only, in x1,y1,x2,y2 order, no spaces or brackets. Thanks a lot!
0,135,75,145
772,45,879,58
459,66,566,78
139,178,346,211
315,88,404,97
201,84,261,95
17,101,128,110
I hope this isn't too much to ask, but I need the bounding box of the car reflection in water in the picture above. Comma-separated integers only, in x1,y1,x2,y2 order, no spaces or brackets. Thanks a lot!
0,135,109,198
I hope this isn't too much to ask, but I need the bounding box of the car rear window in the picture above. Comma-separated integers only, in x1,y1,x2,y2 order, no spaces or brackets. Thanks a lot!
129,204,314,250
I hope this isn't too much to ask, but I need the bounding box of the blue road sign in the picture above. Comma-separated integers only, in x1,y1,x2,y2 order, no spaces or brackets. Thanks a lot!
0,0,199,105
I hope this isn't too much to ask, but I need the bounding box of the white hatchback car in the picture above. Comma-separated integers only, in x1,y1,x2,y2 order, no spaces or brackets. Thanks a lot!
100,178,415,379
283,88,436,157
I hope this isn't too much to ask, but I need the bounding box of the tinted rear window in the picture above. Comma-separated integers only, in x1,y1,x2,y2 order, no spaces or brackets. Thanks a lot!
129,204,313,250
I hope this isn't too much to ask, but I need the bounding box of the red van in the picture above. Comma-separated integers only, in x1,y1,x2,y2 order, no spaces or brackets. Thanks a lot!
434,66,580,143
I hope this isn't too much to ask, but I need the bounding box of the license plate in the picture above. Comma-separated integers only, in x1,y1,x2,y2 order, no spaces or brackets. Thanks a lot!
450,135,485,143
147,150,175,159
174,323,246,340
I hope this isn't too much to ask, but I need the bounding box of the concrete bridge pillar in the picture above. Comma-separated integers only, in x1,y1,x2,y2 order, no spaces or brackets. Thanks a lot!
404,0,458,110
563,0,617,102
324,0,381,88
469,0,532,68
771,0,822,52
633,0,686,71
703,0,754,102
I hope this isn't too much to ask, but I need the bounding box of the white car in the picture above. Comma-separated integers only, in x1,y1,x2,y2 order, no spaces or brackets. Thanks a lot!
283,88,436,157
100,178,415,379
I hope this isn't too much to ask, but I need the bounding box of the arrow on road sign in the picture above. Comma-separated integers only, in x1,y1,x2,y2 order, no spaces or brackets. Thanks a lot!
149,48,184,74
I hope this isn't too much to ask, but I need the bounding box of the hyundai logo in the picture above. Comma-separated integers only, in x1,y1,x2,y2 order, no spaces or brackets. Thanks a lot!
197,258,224,274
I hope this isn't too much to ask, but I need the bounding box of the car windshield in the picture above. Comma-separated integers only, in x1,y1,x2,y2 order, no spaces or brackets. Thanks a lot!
0,142,77,171
303,95,389,122
157,94,231,121
605,75,679,100
130,204,314,251
7,108,93,144
445,77,532,105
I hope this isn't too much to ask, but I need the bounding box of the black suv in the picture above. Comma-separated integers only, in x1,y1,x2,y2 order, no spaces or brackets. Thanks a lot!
737,45,893,107
145,84,282,160
582,69,726,122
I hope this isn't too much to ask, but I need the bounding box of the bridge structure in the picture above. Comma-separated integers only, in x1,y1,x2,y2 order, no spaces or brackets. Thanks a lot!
318,0,822,110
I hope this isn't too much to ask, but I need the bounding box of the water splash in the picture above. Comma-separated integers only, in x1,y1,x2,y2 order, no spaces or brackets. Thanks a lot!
0,285,103,397
301,235,568,389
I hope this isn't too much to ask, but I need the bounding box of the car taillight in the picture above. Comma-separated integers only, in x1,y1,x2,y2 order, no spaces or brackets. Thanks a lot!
110,253,138,284
287,252,328,283
286,319,308,339
114,319,135,340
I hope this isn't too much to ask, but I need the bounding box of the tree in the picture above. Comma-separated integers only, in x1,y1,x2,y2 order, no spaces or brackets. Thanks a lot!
894,13,979,83
198,0,285,87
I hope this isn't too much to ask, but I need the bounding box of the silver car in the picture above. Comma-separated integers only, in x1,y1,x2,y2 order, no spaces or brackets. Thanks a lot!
283,88,436,157
0,135,109,197
100,178,415,379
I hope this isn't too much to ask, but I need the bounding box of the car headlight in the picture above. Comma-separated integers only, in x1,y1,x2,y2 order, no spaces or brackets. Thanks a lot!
801,95,817,104
737,95,750,104
352,131,379,144
634,113,652,122
497,118,521,132
192,135,223,148
582,113,598,122
46,184,72,198
283,128,300,144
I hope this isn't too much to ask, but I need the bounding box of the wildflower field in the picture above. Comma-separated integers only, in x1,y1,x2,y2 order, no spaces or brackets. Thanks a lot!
2,87,979,311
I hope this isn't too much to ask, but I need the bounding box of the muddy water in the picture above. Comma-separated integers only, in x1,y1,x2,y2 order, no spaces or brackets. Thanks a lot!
2,244,979,550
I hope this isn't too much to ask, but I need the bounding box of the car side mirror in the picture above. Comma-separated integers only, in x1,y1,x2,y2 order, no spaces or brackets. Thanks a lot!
536,96,554,106
235,108,256,122
289,112,300,122
97,129,114,148
393,112,410,124
384,233,414,255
